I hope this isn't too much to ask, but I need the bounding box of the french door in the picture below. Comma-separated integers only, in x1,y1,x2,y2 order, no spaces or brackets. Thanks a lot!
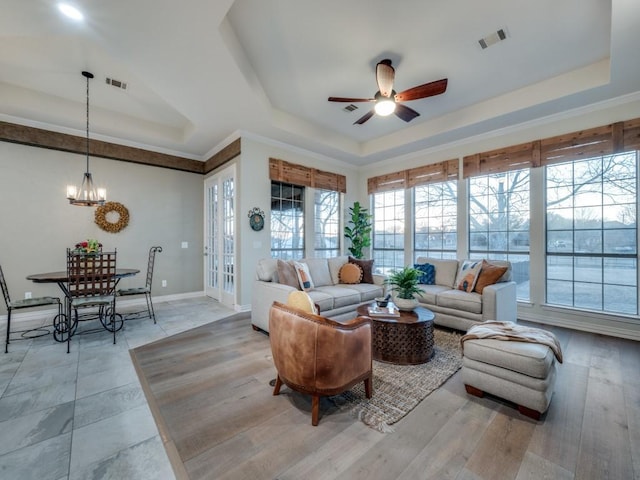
204,165,236,307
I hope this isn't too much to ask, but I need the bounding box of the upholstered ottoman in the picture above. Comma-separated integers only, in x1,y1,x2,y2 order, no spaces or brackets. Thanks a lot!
461,337,558,420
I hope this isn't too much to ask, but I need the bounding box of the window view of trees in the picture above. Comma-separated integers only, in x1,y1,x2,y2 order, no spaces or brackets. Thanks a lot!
469,170,530,301
372,190,405,274
270,182,304,260
366,150,638,319
546,152,638,315
414,181,457,261
314,189,340,258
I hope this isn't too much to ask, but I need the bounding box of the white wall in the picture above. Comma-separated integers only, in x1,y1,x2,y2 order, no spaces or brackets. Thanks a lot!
0,142,204,316
233,136,361,308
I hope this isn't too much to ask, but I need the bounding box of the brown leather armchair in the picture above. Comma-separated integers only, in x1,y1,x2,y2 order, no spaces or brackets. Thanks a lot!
269,301,373,425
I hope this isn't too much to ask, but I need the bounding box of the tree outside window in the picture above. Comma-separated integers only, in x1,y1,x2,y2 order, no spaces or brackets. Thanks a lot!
469,169,530,301
270,182,304,260
546,152,638,315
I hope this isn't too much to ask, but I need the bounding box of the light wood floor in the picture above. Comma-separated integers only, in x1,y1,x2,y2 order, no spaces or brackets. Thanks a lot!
131,315,640,480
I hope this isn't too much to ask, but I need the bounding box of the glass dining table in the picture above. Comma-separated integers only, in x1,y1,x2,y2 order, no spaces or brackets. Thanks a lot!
27,268,139,351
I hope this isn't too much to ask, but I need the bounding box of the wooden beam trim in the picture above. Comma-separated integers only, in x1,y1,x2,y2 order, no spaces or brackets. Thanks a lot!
0,121,204,174
204,138,241,174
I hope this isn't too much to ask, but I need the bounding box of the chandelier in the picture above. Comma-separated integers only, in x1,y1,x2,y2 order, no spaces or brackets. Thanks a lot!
66,71,106,206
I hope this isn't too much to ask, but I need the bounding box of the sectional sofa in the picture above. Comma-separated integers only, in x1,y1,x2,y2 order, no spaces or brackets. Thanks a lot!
251,256,385,333
414,257,517,331
252,255,517,334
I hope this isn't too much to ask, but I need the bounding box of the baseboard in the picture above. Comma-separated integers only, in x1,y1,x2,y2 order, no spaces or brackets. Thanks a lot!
0,291,207,327
519,311,640,341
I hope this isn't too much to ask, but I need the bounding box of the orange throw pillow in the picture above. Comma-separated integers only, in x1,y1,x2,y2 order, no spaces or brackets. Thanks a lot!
339,263,363,284
474,260,508,294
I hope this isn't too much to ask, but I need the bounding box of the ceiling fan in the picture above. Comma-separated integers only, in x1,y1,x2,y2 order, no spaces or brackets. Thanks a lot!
328,59,448,125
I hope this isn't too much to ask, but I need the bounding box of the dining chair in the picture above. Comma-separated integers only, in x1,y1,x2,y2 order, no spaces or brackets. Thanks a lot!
117,246,162,323
1,264,62,353
66,249,122,349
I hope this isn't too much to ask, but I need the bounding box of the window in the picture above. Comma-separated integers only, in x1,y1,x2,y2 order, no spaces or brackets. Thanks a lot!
270,182,304,260
469,170,530,301
372,190,405,274
546,152,638,315
414,181,457,260
314,189,340,258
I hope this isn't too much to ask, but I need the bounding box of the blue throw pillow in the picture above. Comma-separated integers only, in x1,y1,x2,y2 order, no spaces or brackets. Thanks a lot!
414,263,435,285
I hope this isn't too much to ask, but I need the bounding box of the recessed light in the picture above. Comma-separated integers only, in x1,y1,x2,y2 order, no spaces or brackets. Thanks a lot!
58,3,84,21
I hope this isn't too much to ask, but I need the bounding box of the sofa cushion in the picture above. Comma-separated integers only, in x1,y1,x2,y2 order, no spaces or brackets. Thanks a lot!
474,260,509,294
277,260,300,289
456,260,483,292
313,286,361,308
306,290,334,312
417,284,451,305
339,263,362,284
304,258,332,287
414,263,435,284
415,257,459,288
349,257,374,284
437,289,482,314
293,261,314,291
328,256,349,285
335,283,383,302
256,258,278,282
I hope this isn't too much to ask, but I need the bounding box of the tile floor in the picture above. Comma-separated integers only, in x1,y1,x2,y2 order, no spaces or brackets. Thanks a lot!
0,297,236,480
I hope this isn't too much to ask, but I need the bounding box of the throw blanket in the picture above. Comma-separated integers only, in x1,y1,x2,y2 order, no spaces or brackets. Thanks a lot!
461,321,563,363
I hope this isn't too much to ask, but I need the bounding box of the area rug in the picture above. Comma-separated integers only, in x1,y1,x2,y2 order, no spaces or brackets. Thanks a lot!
331,328,463,433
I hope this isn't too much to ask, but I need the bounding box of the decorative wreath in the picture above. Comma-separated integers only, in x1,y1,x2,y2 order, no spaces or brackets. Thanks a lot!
95,201,130,233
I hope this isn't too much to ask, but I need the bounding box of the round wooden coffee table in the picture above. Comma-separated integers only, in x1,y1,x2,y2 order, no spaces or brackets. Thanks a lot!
357,303,435,365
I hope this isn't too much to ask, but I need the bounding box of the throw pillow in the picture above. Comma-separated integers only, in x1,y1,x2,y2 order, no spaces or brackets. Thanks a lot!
456,260,483,293
339,263,363,284
474,260,508,294
414,263,435,285
293,261,314,291
286,291,318,314
277,259,300,289
348,256,374,284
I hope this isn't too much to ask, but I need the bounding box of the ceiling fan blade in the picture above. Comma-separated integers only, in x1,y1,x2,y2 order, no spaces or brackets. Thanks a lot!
354,110,375,125
328,96,374,103
376,59,395,98
395,78,448,102
394,103,420,122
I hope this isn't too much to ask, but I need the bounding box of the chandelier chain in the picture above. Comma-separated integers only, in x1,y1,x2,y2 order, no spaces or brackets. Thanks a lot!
85,73,90,174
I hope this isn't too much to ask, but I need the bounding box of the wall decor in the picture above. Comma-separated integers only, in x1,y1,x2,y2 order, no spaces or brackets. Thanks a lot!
95,201,130,233
248,207,265,231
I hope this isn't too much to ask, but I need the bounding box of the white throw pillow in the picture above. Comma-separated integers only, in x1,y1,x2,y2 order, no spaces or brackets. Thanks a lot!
292,261,314,291
456,260,483,293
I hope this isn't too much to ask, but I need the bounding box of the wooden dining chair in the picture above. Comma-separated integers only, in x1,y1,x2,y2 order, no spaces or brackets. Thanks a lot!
66,249,122,349
1,264,62,353
117,246,162,323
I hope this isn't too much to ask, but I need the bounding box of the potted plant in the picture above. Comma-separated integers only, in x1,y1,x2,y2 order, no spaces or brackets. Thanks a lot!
344,201,372,259
387,266,424,311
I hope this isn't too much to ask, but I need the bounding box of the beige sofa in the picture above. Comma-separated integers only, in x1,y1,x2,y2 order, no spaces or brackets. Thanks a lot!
414,257,517,331
251,256,385,333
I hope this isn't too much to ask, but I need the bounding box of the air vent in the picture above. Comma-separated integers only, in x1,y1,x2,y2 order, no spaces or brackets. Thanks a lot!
105,77,127,90
343,104,358,112
479,28,507,49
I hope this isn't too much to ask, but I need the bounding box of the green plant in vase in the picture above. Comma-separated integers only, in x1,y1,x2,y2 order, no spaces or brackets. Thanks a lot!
344,201,372,259
387,266,424,311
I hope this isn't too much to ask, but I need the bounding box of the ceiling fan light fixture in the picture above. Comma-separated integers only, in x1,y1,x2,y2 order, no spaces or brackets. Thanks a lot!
375,99,396,116
58,3,84,21
374,91,396,116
